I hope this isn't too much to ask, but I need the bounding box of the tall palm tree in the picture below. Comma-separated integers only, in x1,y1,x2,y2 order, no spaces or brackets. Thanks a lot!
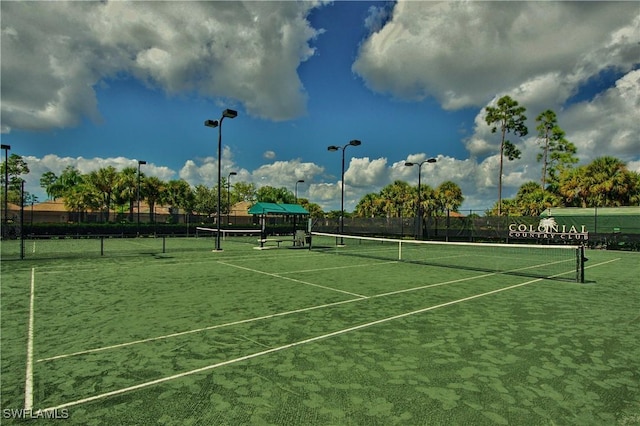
162,180,194,223
64,179,100,222
435,181,464,216
355,193,381,218
116,167,139,222
87,166,119,222
143,176,165,223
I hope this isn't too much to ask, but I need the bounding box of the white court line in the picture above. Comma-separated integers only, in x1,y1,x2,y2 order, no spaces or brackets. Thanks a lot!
36,256,589,362
270,261,399,275
24,268,35,411
38,274,549,414
37,271,494,363
34,258,619,412
217,260,368,298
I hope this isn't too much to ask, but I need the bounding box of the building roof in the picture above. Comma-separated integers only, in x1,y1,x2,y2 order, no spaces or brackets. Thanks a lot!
248,202,309,215
541,206,640,216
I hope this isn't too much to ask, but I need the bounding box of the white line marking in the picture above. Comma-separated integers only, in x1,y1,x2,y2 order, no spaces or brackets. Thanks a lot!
218,260,368,298
38,275,546,413
24,268,35,411
277,261,398,275
36,297,362,362
37,256,590,362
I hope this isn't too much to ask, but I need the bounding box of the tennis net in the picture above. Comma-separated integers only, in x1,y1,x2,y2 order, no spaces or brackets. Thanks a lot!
310,232,586,283
195,227,262,245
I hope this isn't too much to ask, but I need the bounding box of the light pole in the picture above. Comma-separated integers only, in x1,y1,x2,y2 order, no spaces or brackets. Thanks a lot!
328,140,361,244
227,171,237,225
293,179,305,236
137,160,146,235
1,144,10,235
205,108,238,251
405,158,436,239
295,179,304,203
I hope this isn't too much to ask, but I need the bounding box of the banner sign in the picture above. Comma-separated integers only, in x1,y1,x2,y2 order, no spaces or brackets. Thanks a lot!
509,217,589,240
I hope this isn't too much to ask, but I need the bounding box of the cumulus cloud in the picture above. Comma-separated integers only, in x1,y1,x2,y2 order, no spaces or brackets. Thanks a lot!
561,70,640,162
1,1,323,132
354,1,639,110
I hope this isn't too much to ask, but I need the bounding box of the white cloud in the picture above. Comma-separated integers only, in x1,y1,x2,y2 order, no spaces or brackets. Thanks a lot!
1,1,324,132
344,157,388,188
561,70,640,163
354,1,639,110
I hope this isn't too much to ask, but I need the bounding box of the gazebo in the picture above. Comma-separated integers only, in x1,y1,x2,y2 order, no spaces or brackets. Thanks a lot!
247,202,310,247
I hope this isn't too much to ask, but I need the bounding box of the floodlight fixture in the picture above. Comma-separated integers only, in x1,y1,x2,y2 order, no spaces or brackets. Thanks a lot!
222,109,238,119
204,119,219,128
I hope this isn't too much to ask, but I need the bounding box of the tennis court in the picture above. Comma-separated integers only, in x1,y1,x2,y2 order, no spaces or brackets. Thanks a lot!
1,235,639,424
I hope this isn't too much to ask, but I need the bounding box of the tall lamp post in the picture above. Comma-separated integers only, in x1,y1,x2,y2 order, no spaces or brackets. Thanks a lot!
295,179,304,203
227,171,237,225
205,108,238,251
328,140,361,245
405,158,436,239
1,144,10,234
293,179,305,236
137,160,146,235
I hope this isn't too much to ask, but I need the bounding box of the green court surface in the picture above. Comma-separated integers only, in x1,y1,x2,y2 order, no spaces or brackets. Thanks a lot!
1,238,639,425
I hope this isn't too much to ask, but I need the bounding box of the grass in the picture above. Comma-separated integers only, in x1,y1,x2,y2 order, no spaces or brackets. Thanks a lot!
1,237,639,425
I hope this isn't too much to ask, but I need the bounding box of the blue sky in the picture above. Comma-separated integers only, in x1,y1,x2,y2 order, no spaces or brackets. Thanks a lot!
2,1,639,213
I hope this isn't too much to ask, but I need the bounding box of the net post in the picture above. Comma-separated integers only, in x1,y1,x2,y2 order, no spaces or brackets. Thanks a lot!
163,235,166,253
398,241,402,260
579,245,585,283
100,236,104,256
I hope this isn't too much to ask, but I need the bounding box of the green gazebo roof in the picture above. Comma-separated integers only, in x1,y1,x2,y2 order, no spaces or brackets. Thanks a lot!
248,202,309,215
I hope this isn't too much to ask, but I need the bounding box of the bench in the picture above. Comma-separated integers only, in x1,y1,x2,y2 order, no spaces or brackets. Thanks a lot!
254,238,285,249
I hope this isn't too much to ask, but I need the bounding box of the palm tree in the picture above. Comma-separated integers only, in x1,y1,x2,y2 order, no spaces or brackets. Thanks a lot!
162,180,194,223
86,166,119,222
355,193,381,218
584,157,632,207
435,181,464,216
417,183,437,218
558,167,589,207
379,181,413,218
116,167,139,222
64,179,100,222
515,181,559,216
142,176,165,223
